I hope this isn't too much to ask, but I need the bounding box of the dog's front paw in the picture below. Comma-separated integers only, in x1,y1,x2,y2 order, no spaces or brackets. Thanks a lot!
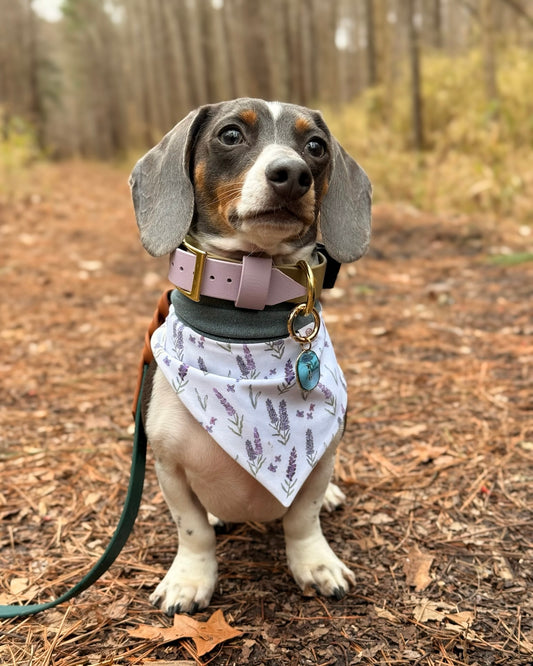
151,551,218,615
286,536,355,600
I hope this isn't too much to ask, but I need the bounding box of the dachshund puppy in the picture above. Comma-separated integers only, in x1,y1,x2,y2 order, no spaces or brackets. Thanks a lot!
130,98,371,614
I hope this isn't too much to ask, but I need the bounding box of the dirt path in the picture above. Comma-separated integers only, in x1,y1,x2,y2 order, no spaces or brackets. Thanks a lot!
1,163,531,665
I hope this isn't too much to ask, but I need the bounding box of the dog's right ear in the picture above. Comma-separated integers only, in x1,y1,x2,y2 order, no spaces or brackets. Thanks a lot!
129,106,211,256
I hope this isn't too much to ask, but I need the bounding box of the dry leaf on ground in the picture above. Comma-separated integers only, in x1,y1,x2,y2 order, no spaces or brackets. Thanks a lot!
128,609,243,656
403,545,434,591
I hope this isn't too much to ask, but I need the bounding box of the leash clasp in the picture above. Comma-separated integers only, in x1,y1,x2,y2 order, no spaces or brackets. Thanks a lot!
287,260,321,342
287,261,322,391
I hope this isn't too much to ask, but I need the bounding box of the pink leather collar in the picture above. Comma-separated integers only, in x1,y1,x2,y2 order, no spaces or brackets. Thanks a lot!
168,243,325,311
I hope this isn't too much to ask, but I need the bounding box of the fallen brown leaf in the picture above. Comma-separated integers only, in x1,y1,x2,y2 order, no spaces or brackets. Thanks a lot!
128,609,243,656
403,545,434,591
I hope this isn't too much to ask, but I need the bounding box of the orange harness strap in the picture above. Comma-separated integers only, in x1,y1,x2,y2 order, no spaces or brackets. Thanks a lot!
131,290,172,418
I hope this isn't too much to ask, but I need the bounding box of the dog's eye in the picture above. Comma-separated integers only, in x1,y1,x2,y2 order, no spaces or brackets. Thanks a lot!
305,138,327,158
219,127,244,146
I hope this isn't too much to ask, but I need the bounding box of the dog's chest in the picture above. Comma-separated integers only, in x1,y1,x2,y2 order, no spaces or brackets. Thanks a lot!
151,301,347,507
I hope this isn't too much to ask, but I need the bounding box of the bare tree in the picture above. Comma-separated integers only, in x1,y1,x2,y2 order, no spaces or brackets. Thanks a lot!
481,0,499,104
406,0,425,149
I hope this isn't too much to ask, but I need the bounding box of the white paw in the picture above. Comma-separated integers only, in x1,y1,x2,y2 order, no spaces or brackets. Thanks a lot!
322,482,346,512
150,551,218,615
287,536,355,599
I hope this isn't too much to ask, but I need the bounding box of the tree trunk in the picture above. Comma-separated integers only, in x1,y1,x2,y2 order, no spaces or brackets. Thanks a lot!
407,0,424,150
481,0,499,103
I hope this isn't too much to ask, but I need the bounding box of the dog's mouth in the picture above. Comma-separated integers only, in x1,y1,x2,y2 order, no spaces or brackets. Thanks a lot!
237,207,312,230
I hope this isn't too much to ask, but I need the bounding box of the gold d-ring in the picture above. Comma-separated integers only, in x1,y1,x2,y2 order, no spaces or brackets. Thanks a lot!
297,260,316,316
287,303,321,344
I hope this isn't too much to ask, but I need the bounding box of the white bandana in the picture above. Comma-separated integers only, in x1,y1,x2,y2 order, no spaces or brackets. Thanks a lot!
151,304,347,507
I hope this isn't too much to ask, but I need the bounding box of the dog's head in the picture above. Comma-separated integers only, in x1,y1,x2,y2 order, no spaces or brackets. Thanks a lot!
130,98,371,263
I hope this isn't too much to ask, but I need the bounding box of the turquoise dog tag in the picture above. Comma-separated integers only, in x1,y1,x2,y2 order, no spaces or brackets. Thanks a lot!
296,348,320,391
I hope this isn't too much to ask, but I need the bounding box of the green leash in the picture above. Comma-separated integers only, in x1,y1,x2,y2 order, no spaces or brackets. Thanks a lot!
0,365,148,619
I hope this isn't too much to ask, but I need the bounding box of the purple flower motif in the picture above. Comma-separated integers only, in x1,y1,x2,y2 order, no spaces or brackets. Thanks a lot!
178,363,189,381
173,321,184,351
266,398,278,426
213,387,236,417
306,429,314,458
189,334,196,344
227,384,236,392
253,427,263,456
163,356,171,367
236,345,257,378
269,369,276,376
284,359,295,385
243,345,255,372
198,356,208,373
296,410,305,418
275,455,282,463
245,439,257,461
236,355,249,377
268,463,278,473
279,400,289,432
285,447,297,482
245,427,263,462
267,399,290,445
318,382,333,401
198,336,205,349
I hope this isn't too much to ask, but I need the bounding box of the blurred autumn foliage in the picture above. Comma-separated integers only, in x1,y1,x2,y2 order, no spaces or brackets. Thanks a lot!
1,0,532,224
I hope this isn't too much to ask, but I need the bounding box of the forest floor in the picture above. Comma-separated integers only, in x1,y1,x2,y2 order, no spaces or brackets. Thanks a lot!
0,162,531,665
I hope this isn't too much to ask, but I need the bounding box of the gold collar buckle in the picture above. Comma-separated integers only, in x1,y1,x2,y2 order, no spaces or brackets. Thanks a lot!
176,239,207,302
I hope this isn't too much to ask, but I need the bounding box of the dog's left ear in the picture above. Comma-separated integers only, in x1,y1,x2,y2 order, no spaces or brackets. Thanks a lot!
129,105,212,257
320,141,372,263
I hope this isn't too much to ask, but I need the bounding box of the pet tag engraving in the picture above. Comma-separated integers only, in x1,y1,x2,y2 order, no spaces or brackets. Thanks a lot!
296,348,320,391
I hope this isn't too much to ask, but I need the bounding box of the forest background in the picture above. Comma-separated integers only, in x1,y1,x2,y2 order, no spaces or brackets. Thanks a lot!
1,0,533,222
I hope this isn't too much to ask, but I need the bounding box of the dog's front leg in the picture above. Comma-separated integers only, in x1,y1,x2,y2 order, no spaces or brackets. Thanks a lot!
151,460,217,615
283,439,355,599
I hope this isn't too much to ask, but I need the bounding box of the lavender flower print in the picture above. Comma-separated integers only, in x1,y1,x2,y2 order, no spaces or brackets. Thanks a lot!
205,416,217,433
266,398,291,445
248,384,262,409
277,358,296,394
213,387,243,436
171,363,189,394
236,355,249,377
195,387,208,411
305,428,317,466
236,345,259,379
318,381,337,415
264,339,285,359
266,398,278,427
245,427,265,476
281,447,298,498
172,321,185,360
198,356,208,374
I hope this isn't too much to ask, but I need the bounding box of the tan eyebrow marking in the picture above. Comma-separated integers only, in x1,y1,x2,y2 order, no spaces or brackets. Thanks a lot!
295,116,312,133
194,161,206,190
239,109,258,126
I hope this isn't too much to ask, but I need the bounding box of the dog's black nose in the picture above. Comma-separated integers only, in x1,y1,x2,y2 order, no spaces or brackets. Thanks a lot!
266,157,312,201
